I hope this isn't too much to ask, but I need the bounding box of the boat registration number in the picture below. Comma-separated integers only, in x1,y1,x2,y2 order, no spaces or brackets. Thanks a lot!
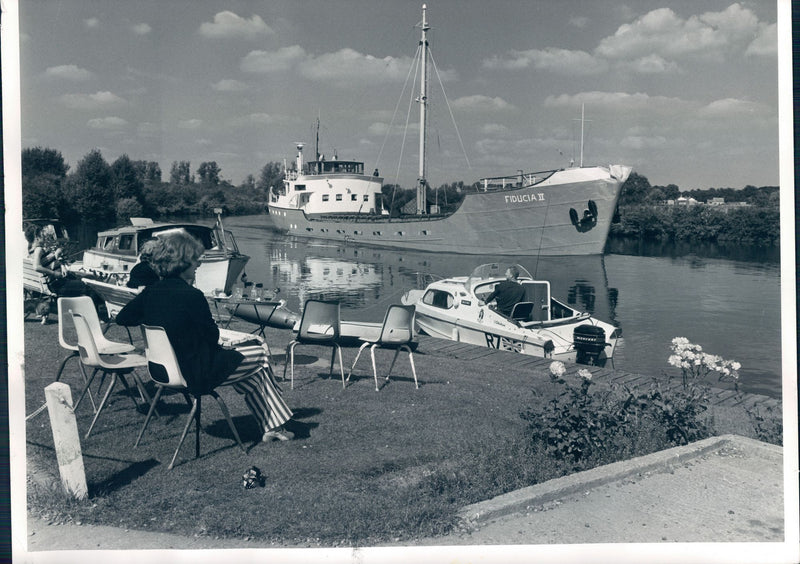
485,333,523,353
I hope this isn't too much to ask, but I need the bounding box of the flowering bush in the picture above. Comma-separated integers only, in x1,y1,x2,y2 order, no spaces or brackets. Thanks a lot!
549,361,566,379
668,337,741,391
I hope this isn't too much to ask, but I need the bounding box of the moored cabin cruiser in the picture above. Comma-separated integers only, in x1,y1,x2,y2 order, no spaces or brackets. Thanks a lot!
69,211,249,295
402,263,621,365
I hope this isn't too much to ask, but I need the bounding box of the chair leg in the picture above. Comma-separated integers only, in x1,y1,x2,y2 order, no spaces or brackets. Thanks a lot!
195,396,202,459
85,372,117,439
336,344,345,388
135,385,164,447
387,348,401,378
370,344,379,391
286,341,297,389
346,342,370,382
54,351,78,383
328,347,336,378
74,367,100,414
131,371,159,418
169,397,199,470
210,390,247,454
403,345,419,389
117,373,142,412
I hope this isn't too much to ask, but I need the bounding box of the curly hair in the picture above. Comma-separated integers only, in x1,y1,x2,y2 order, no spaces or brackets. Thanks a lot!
150,231,205,278
138,238,160,263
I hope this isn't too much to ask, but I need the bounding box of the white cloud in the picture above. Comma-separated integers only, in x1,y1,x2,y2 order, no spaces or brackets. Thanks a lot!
199,11,273,39
483,48,607,76
480,123,509,135
84,18,99,29
617,54,679,74
745,23,777,56
241,46,307,73
697,98,772,118
228,113,276,127
595,3,767,63
87,116,128,129
241,46,427,86
60,91,126,110
544,91,692,113
132,23,152,36
298,48,416,84
178,119,203,130
44,64,93,81
452,95,515,112
137,122,160,136
212,79,248,92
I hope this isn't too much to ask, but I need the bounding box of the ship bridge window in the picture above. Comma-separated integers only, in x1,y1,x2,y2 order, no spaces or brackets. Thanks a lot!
363,194,369,201
295,184,306,191
322,194,329,202
351,194,358,201
336,194,343,201
422,289,454,310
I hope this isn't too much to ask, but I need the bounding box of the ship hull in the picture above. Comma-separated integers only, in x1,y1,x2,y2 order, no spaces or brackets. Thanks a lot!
268,167,627,256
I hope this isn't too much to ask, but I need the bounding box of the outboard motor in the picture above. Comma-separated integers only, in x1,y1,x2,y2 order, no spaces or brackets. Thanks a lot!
573,324,607,365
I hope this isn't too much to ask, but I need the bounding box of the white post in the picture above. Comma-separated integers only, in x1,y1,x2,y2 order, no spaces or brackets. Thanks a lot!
45,382,88,499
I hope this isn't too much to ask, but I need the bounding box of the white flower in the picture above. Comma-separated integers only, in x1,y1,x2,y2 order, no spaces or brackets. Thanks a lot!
549,361,566,377
578,368,592,380
731,361,741,371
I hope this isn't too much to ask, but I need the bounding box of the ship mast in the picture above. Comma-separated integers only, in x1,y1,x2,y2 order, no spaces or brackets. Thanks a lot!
416,4,430,214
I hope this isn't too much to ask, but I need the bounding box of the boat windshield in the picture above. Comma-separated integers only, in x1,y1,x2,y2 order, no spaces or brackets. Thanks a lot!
465,263,532,292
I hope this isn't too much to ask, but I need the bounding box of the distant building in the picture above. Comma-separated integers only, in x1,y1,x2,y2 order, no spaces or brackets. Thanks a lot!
675,196,699,206
708,197,725,206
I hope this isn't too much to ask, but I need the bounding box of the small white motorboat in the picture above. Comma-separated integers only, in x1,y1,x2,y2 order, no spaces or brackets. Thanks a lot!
401,263,621,365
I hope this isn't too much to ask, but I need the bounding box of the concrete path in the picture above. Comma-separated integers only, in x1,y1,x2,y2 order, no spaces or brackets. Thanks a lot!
19,434,796,564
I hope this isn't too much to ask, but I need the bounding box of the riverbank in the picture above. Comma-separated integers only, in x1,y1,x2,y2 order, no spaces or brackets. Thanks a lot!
17,312,785,553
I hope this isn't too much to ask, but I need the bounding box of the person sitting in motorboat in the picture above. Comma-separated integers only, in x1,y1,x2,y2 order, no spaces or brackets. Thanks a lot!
479,266,526,317
126,238,160,289
115,231,297,443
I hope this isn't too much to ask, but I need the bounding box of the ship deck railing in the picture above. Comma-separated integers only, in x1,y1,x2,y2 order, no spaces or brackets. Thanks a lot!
478,169,559,191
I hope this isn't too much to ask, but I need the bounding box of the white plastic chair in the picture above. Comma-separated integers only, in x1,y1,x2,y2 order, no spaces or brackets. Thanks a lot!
346,305,419,391
283,299,345,389
70,311,151,439
137,325,246,470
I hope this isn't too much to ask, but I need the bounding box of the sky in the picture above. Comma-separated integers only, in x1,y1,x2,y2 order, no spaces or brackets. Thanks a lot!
15,0,781,191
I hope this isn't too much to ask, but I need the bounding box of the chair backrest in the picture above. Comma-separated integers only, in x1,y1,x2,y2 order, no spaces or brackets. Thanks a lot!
69,311,103,367
297,299,341,343
141,325,188,388
509,301,534,322
378,305,415,345
58,296,101,351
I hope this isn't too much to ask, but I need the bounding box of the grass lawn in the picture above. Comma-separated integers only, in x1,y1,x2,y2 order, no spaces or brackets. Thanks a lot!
20,314,778,547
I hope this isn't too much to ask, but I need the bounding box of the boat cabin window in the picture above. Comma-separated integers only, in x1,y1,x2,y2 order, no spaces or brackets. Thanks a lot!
102,236,115,250
363,194,369,201
336,194,343,201
118,234,135,253
351,194,358,201
295,184,306,191
322,194,330,202
422,289,454,310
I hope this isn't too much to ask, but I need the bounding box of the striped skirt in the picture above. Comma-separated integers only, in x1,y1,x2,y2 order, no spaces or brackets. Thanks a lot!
222,343,292,432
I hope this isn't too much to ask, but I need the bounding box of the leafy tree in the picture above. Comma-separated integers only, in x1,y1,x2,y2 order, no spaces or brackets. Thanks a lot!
197,161,221,186
22,147,70,219
71,149,115,226
116,197,144,222
257,162,284,194
111,154,144,202
22,146,69,178
618,172,652,205
239,174,256,190
132,160,162,186
169,161,193,185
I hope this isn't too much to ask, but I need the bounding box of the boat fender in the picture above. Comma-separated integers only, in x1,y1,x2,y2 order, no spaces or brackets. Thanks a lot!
478,309,484,321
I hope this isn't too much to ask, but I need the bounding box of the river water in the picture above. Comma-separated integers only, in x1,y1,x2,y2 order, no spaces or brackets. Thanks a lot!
219,215,784,398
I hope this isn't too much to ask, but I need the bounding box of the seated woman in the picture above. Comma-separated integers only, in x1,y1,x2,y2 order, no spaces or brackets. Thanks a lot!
115,231,295,442
126,238,160,288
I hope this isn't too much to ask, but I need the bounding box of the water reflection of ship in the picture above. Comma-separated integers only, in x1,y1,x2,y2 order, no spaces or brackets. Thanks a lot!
273,238,620,327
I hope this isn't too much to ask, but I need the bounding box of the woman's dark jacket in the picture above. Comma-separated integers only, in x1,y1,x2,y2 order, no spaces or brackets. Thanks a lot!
116,276,243,393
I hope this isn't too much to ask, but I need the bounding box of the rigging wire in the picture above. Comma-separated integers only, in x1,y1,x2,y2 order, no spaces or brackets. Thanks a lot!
429,51,471,170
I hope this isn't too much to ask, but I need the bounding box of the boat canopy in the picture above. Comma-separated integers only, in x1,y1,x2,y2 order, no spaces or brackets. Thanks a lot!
465,263,532,292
